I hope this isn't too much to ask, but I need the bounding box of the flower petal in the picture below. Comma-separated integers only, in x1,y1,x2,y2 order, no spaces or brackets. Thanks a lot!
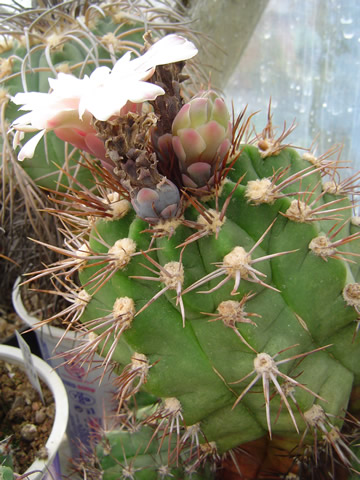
84,134,107,161
12,130,24,149
126,81,165,103
88,66,112,85
12,111,38,127
48,73,88,97
131,34,198,73
83,80,165,121
111,51,133,76
12,92,52,109
83,86,129,121
18,130,45,161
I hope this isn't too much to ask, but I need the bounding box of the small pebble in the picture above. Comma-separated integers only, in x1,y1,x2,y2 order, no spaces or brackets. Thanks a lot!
35,409,47,424
20,423,37,441
32,401,41,411
37,446,48,460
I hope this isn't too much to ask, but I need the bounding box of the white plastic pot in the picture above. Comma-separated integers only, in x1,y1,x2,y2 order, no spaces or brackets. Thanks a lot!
12,277,117,457
0,344,69,480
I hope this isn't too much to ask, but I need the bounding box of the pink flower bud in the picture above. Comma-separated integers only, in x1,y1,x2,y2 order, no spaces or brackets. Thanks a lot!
172,91,232,189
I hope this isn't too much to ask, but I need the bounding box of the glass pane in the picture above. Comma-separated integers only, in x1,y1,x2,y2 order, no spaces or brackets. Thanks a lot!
225,0,360,174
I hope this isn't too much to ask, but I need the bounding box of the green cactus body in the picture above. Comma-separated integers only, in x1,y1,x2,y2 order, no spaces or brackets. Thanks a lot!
94,426,213,480
78,139,360,474
0,466,13,480
10,18,360,477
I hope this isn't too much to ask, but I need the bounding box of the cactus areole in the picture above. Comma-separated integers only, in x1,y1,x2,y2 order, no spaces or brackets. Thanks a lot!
12,30,360,479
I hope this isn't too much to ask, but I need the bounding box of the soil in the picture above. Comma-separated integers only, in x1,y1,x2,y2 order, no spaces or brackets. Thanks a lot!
0,308,23,343
0,359,55,474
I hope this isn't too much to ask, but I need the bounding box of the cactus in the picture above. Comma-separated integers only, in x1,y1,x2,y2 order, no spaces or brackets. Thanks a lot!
0,466,13,480
70,391,214,479
78,420,214,480
11,25,360,480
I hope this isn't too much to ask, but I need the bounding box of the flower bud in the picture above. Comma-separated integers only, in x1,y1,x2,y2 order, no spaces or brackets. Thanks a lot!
172,91,232,189
132,178,181,222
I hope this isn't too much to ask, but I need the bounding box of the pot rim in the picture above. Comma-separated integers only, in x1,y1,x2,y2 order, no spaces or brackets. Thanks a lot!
12,276,82,342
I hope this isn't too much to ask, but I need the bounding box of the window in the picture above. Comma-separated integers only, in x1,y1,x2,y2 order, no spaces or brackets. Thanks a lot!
225,0,360,173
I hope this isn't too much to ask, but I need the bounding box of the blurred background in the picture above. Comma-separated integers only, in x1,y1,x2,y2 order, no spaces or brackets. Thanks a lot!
191,0,360,174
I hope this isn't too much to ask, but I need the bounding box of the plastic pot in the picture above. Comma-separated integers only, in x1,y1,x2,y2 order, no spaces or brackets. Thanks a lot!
12,277,117,457
0,344,69,480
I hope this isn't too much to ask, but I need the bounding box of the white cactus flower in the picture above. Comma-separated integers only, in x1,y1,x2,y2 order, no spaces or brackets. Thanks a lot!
11,34,198,161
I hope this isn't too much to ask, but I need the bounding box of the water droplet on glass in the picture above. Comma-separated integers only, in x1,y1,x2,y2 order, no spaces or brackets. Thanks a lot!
303,82,312,97
343,32,354,40
263,32,271,40
340,17,353,25
322,102,328,108
331,107,342,116
348,107,353,113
